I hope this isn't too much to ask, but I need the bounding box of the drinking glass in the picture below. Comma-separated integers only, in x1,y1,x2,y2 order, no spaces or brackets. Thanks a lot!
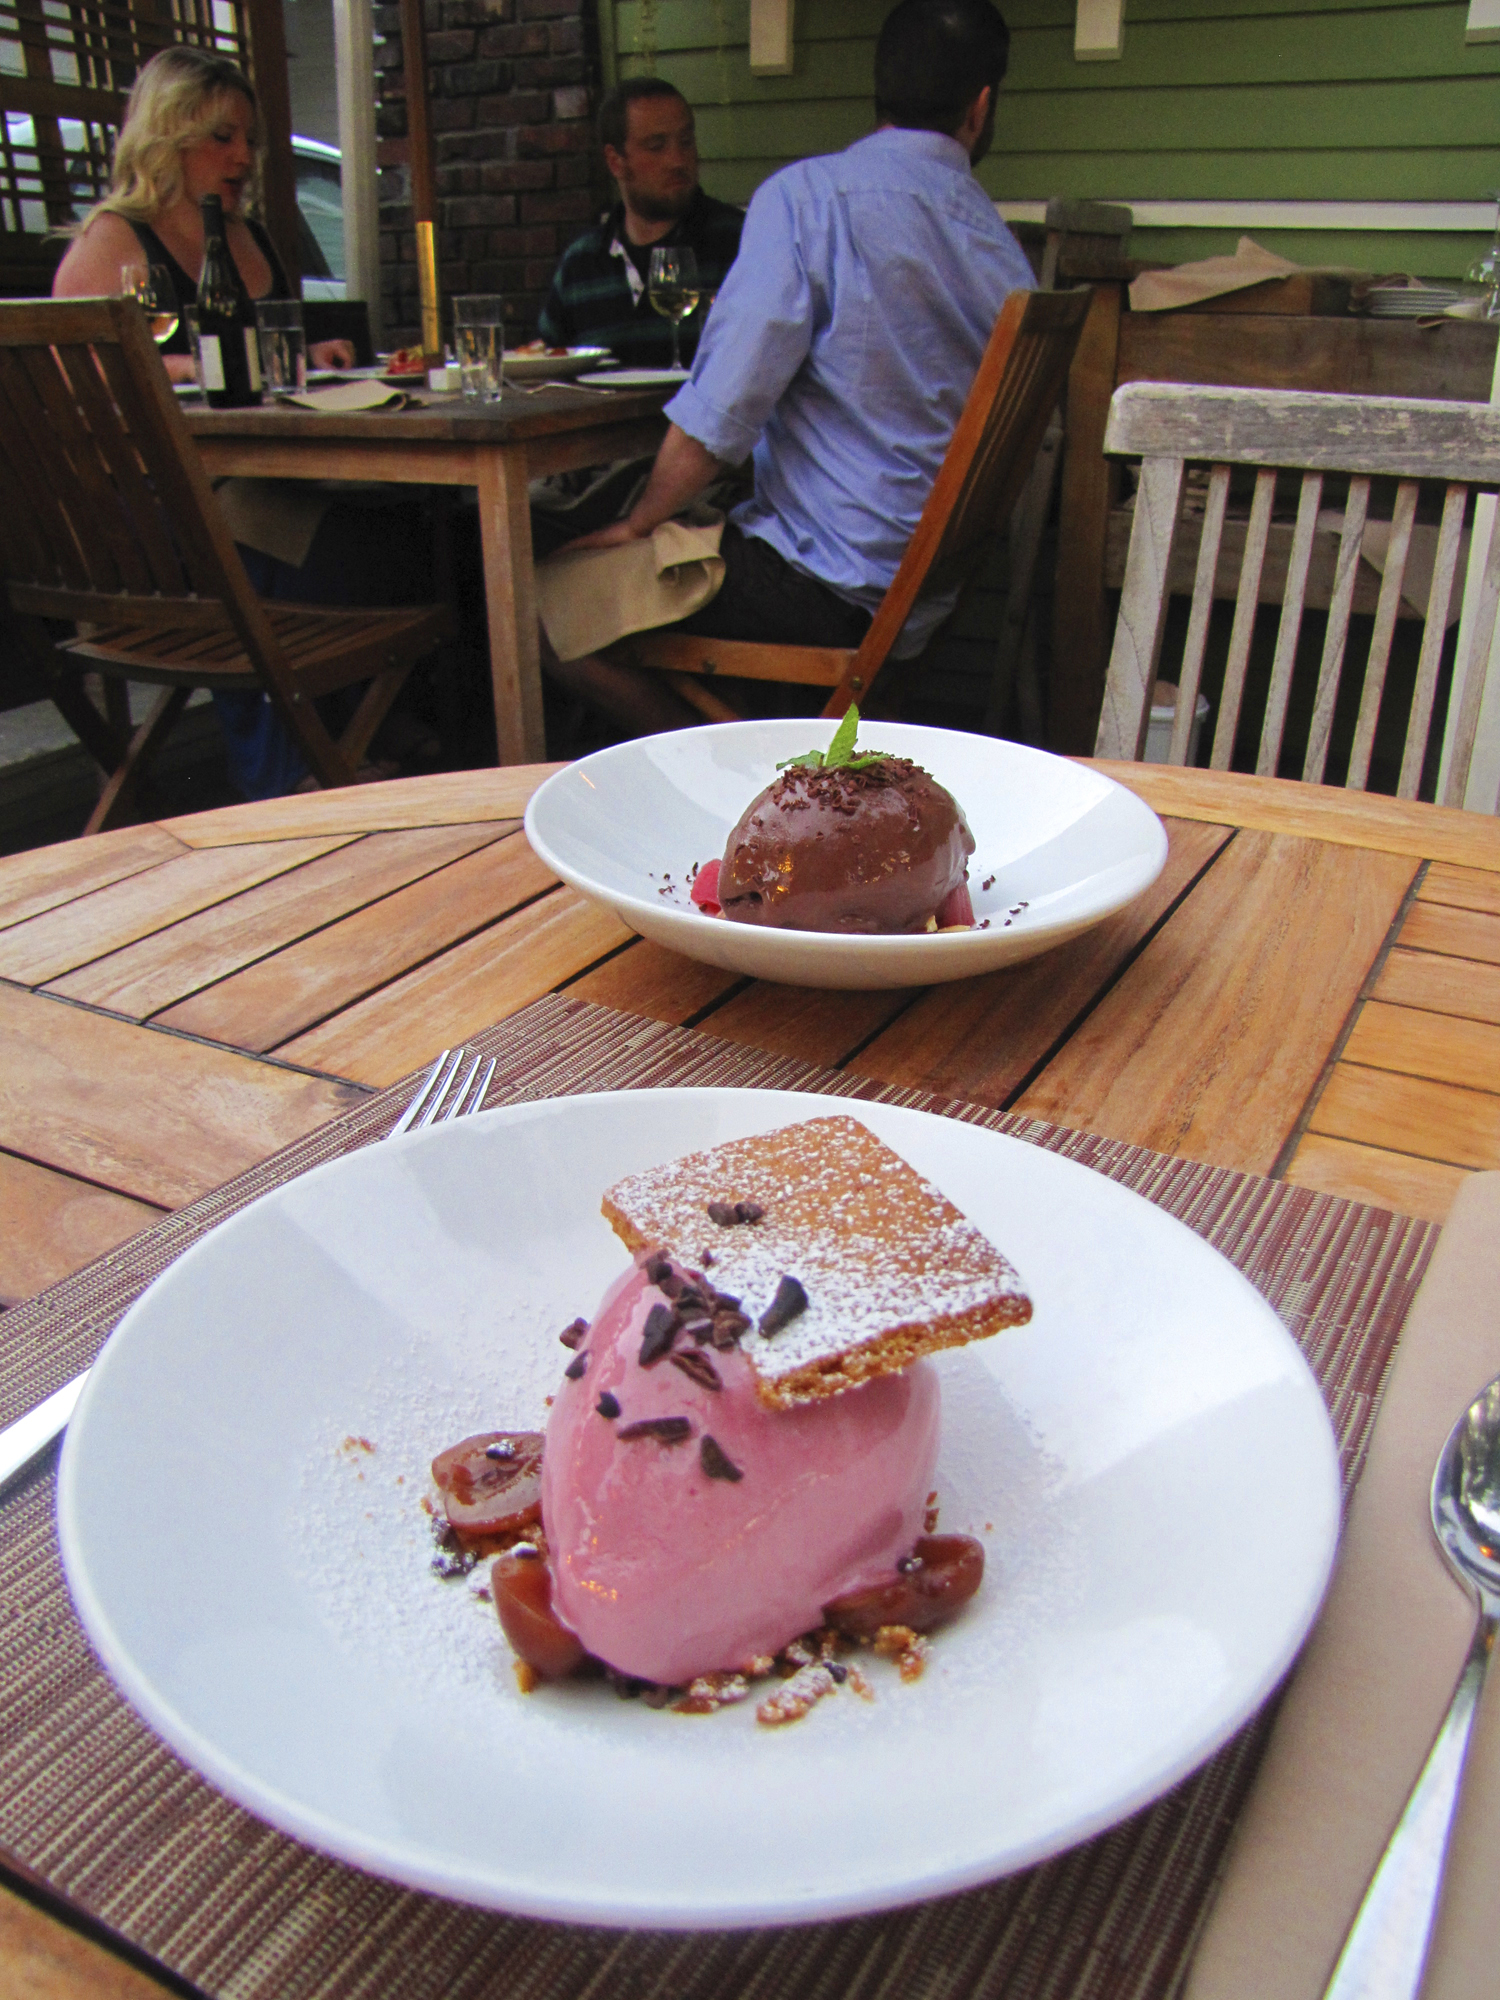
1464,194,1500,319
453,294,505,401
255,299,307,394
120,259,178,345
648,246,699,369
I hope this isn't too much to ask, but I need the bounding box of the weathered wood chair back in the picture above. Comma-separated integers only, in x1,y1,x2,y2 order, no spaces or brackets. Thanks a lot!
615,286,1090,720
1095,382,1500,805
0,295,260,632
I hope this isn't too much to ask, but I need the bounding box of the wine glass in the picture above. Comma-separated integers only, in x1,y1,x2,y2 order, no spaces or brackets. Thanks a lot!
648,245,699,370
1464,194,1500,320
120,260,179,345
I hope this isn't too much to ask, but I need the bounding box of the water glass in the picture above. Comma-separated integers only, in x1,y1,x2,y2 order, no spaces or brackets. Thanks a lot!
255,299,307,394
453,294,505,401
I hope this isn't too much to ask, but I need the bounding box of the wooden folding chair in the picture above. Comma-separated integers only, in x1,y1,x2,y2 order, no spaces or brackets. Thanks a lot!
607,287,1091,723
1094,382,1500,805
0,297,455,833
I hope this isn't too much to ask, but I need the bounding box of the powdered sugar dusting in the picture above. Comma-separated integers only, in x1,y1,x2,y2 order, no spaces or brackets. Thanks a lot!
603,1116,1031,1399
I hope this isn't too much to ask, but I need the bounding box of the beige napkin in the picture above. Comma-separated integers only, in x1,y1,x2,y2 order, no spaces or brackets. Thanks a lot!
535,512,725,661
213,478,329,569
1186,1172,1500,2000
277,380,410,413
1130,236,1373,313
1315,514,1472,629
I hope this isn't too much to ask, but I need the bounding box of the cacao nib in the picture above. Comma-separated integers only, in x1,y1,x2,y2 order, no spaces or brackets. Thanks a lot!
644,1253,672,1285
706,1198,765,1227
710,1307,750,1350
758,1275,809,1337
680,1314,714,1344
638,1302,678,1367
700,1435,743,1482
670,1349,722,1392
595,1391,621,1419
617,1416,693,1444
558,1317,588,1349
564,1352,588,1380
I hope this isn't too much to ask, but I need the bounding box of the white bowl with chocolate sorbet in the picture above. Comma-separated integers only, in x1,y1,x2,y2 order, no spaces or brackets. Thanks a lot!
525,719,1168,990
717,756,974,934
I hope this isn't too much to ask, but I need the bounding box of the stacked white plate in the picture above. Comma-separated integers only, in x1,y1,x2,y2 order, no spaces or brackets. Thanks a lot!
1366,284,1465,317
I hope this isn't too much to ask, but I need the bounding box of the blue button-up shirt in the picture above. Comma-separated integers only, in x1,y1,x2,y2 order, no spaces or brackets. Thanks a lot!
665,126,1035,654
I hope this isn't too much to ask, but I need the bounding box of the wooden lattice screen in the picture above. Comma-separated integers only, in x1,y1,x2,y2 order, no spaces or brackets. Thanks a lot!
0,0,296,297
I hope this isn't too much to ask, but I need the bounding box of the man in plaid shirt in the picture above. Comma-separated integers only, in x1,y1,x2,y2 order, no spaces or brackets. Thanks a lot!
537,79,743,370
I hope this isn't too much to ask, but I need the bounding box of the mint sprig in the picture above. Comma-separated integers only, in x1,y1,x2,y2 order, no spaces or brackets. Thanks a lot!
775,703,887,773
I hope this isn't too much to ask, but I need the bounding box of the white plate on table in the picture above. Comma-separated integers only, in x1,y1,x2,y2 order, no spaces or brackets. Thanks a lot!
504,346,613,381
576,365,688,388
58,1089,1338,1930
524,720,1168,990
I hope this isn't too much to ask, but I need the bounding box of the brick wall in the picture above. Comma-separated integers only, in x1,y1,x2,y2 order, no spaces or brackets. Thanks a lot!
374,0,607,350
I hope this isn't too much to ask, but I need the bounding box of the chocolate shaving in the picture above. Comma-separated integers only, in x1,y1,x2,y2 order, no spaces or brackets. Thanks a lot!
679,1313,714,1344
595,1391,621,1419
710,1307,750,1351
757,1275,809,1338
644,1253,672,1285
638,1302,678,1367
700,1436,743,1482
706,1198,765,1227
558,1317,588,1350
564,1352,588,1379
617,1416,693,1444
670,1349,722,1392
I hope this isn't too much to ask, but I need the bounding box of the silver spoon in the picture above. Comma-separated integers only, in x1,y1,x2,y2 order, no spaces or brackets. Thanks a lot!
1321,1371,1500,1999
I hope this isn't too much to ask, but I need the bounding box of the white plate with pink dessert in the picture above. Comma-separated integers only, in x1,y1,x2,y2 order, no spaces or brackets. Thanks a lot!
523,719,1169,990
58,1090,1339,1930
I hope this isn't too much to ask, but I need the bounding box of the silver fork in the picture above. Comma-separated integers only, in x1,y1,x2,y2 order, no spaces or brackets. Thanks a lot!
0,1044,497,1495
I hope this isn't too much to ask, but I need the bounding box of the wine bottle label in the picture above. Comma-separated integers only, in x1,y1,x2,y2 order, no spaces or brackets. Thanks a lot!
244,328,262,394
198,333,226,394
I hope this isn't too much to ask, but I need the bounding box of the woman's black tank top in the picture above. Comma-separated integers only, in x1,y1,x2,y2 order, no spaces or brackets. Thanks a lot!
127,215,290,357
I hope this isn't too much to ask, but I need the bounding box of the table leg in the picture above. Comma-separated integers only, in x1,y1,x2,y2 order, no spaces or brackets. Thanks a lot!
474,444,546,765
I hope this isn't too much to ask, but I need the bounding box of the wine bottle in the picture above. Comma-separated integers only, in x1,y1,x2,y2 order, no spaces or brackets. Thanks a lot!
195,195,262,408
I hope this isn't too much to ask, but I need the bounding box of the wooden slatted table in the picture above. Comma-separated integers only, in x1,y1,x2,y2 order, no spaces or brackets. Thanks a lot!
184,382,669,766
1,758,1498,1997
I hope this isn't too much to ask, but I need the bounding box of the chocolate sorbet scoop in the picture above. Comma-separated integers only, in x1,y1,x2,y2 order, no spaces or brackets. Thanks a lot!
718,758,974,934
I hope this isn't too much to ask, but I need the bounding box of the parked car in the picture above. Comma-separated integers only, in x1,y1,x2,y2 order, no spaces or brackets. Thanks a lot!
293,134,345,300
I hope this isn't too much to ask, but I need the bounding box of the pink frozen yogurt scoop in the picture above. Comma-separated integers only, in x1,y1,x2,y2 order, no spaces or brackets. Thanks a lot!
540,1255,940,1687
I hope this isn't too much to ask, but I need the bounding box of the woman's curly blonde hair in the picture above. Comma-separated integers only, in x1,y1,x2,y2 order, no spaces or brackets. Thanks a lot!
76,44,261,231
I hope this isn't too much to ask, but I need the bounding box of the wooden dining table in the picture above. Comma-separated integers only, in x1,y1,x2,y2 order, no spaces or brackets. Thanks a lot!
184,379,670,767
1,757,1498,1999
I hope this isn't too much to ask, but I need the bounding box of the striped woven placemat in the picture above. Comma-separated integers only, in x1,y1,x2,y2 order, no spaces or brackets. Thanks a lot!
0,994,1436,2000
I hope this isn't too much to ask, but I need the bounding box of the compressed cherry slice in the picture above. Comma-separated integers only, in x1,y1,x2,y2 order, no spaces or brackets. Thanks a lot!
431,1431,543,1541
690,858,722,915
491,1550,586,1679
822,1533,985,1639
934,879,974,929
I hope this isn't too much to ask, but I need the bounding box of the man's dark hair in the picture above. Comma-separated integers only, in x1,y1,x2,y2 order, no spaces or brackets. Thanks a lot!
597,77,689,154
874,0,1010,133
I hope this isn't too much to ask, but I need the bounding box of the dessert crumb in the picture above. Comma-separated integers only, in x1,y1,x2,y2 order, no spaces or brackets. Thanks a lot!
675,1671,752,1714
757,1662,836,1726
514,1659,540,1694
339,1434,375,1455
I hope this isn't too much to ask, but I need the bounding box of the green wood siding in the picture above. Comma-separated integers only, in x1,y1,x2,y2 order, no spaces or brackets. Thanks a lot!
609,0,1500,277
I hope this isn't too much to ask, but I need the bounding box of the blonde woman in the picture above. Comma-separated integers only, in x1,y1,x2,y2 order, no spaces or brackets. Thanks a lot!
53,47,353,379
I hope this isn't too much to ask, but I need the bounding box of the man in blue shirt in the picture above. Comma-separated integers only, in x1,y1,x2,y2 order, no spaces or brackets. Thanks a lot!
548,0,1035,736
